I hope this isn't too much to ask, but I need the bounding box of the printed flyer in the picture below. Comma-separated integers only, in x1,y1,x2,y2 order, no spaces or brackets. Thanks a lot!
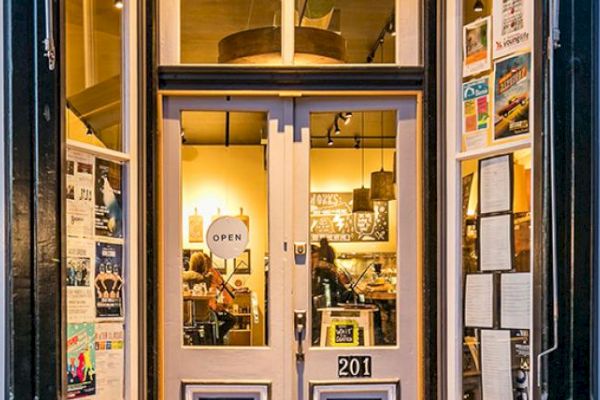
67,323,96,398
67,239,95,323
463,16,491,77
95,242,124,318
463,77,491,134
95,158,123,238
494,53,531,140
493,0,531,58
95,323,125,399
66,150,94,238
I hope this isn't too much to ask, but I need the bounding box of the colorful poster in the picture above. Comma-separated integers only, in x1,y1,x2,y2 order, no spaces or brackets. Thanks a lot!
95,323,125,399
493,0,531,59
463,77,491,135
67,239,95,323
95,242,124,318
463,16,491,77
95,158,123,238
494,53,531,140
310,193,389,242
67,323,96,398
66,151,94,238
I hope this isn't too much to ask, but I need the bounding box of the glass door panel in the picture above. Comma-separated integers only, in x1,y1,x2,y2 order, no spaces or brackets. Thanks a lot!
161,97,290,398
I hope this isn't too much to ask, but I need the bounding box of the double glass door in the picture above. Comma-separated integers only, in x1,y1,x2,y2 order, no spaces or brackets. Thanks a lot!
160,95,421,400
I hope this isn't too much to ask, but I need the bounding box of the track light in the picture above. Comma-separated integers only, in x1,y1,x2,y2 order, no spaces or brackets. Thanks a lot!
334,120,341,135
473,0,484,12
85,126,94,136
340,112,353,126
114,0,123,9
353,136,361,149
327,128,334,146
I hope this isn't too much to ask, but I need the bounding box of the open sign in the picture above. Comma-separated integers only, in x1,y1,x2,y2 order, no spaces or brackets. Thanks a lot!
206,216,249,259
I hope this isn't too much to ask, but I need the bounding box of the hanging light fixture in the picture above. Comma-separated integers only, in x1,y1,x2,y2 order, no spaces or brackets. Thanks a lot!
473,0,484,12
114,0,124,9
353,113,373,214
370,112,395,201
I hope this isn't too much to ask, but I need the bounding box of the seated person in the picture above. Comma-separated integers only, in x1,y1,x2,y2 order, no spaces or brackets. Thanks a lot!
186,252,236,343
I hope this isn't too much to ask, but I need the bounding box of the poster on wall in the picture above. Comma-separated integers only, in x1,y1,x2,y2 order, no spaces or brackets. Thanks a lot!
67,239,95,323
310,193,389,243
95,323,125,399
95,158,123,238
493,0,531,59
463,16,491,77
462,77,491,149
67,323,96,398
66,150,94,238
95,242,124,318
494,53,531,141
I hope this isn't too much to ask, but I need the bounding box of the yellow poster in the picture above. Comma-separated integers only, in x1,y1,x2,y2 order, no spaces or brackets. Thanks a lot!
328,320,359,347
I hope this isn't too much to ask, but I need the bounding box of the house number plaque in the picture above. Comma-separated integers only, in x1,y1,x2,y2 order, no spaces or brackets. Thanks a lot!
337,356,372,378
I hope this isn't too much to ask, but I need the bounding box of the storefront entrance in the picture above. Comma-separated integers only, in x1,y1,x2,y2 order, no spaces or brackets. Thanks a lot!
160,95,421,399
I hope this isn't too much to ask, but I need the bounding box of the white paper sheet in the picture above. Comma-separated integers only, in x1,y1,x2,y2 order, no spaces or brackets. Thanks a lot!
95,322,125,399
501,273,531,329
480,214,513,271
479,155,511,214
465,274,494,328
481,329,513,400
493,0,531,59
66,238,95,323
66,150,95,238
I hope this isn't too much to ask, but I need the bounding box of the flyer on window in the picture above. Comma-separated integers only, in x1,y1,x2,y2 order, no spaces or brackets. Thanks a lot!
494,52,531,140
67,238,95,323
67,323,96,398
94,158,123,238
463,16,491,77
493,0,531,59
95,322,125,399
462,77,491,147
66,150,94,238
95,242,124,318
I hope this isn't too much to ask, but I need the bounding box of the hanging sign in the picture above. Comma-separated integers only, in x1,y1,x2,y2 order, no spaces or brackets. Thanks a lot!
206,216,249,260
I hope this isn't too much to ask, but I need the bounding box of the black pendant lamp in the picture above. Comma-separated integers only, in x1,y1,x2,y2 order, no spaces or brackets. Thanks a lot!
370,112,395,201
353,113,374,214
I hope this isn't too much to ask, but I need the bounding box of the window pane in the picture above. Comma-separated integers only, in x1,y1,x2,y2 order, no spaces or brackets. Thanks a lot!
66,0,123,151
310,111,397,347
294,0,396,64
181,0,282,64
180,111,269,346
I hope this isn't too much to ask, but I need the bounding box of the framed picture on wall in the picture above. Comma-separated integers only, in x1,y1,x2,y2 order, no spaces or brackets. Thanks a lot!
233,249,251,275
210,252,227,274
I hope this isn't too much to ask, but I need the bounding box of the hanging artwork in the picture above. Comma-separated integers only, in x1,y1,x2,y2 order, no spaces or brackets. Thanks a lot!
494,52,531,141
210,252,228,274
492,0,531,59
463,16,492,77
233,249,251,275
310,192,389,243
188,208,204,243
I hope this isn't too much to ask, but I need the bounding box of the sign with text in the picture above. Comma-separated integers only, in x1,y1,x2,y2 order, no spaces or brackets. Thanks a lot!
338,356,372,378
328,320,359,347
206,216,249,260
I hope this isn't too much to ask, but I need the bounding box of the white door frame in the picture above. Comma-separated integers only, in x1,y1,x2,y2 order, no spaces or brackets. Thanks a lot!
160,96,293,399
292,96,421,400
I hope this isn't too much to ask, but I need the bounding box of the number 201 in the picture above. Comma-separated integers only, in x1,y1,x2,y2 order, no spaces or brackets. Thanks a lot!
338,357,371,377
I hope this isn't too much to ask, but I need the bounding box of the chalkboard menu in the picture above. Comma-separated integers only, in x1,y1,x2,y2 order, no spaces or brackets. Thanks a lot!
310,193,389,243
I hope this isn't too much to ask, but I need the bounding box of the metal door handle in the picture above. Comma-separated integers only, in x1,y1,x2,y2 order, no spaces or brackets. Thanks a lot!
294,310,307,362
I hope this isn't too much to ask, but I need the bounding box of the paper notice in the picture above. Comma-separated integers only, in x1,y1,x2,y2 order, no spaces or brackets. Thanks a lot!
67,238,95,323
481,329,513,400
493,0,531,59
463,17,492,77
480,214,513,271
95,322,125,399
501,273,531,329
66,150,94,238
479,155,511,214
465,274,494,328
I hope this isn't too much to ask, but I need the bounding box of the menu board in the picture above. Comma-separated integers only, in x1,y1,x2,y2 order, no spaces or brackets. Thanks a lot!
310,192,389,243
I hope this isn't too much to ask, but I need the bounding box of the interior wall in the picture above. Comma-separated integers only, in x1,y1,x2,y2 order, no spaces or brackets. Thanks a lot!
181,145,267,345
310,148,397,254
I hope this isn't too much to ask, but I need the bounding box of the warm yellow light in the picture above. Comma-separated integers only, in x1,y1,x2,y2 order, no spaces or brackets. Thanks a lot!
114,0,123,9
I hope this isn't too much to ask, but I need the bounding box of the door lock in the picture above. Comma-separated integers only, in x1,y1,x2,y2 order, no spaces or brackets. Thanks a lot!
294,310,307,362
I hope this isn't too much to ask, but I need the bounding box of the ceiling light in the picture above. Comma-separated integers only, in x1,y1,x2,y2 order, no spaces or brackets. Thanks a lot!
370,112,395,201
114,0,123,9
327,128,334,146
353,136,361,149
340,112,353,126
334,120,341,135
352,113,373,214
473,0,484,12
85,126,94,136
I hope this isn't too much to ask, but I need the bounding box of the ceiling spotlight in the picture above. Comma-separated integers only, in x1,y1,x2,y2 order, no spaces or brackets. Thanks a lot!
353,136,361,149
85,126,94,136
340,112,353,126
334,121,341,135
327,127,334,146
114,0,124,9
473,0,484,12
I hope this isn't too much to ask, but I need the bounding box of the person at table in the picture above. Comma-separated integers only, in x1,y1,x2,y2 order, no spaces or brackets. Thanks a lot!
187,252,236,343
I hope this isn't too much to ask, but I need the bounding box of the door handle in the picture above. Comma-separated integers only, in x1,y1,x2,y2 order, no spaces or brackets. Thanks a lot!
294,310,307,362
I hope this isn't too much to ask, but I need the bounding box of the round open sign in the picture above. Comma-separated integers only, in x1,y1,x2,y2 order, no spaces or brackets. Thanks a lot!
206,216,249,259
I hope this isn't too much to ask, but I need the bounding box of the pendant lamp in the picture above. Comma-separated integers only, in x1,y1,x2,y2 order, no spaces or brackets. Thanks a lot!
370,112,396,201
353,113,374,214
